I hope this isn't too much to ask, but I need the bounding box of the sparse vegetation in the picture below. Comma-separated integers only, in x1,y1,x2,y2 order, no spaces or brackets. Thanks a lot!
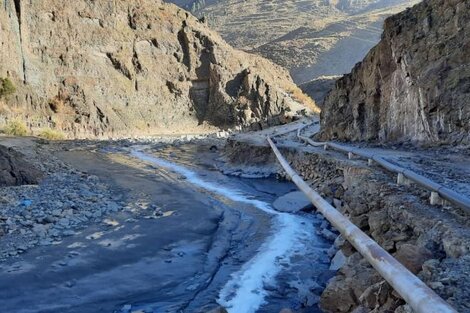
38,128,65,140
3,120,29,136
287,87,320,114
0,77,16,98
48,96,65,113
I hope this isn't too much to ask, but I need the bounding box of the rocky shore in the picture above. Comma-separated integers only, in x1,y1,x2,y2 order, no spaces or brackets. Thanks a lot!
224,134,470,313
0,133,233,262
0,145,43,187
0,138,124,261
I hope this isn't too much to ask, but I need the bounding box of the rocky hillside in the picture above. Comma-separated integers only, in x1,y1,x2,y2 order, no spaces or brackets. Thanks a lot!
0,0,314,139
320,0,470,145
299,76,341,106
167,0,419,85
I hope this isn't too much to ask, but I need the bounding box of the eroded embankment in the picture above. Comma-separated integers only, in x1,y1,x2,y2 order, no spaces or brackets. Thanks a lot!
224,138,470,313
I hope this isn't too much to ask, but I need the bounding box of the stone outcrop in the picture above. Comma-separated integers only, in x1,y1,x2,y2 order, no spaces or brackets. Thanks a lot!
272,191,312,213
320,0,470,145
0,146,42,186
0,0,314,138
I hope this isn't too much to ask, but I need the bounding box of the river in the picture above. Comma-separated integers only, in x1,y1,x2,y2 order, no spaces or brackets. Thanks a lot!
0,143,333,313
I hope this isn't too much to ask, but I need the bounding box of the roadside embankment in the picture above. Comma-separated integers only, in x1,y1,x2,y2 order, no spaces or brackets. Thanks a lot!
224,136,470,313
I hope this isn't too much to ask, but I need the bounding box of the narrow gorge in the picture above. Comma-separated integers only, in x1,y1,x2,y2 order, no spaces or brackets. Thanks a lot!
0,1,468,313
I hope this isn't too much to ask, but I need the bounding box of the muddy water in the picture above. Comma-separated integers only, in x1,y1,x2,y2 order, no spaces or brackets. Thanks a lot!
131,144,333,313
0,143,332,313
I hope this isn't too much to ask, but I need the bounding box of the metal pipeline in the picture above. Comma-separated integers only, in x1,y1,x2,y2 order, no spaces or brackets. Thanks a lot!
267,136,458,313
296,132,470,213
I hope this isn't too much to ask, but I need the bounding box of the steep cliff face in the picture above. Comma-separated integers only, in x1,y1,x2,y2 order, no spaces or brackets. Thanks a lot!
0,0,313,138
320,0,470,145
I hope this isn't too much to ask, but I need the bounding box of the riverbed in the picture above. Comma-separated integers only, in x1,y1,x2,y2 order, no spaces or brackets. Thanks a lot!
0,142,333,313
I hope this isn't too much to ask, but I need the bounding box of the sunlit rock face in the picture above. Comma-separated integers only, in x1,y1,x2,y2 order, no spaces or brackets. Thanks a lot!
320,0,470,145
0,0,312,138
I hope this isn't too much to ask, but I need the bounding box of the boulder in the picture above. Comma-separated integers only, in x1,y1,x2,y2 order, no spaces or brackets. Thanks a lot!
320,276,356,313
358,281,390,309
394,244,432,274
330,250,347,271
334,235,355,256
321,253,383,312
321,228,338,241
272,191,312,213
0,146,42,187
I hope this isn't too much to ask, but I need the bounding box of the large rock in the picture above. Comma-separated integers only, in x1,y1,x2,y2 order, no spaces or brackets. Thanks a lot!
0,146,42,186
320,0,470,145
320,253,382,313
394,243,432,274
272,191,312,213
0,0,315,138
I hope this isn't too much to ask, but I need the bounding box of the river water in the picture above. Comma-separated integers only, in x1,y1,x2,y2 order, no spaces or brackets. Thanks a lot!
0,143,333,313
130,144,333,313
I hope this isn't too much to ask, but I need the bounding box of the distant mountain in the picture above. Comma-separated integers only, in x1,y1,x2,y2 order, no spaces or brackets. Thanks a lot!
332,0,416,13
166,0,420,102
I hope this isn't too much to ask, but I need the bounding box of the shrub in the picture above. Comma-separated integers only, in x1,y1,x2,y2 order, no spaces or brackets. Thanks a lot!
48,96,66,113
3,120,29,136
0,78,16,98
38,128,65,140
287,87,320,114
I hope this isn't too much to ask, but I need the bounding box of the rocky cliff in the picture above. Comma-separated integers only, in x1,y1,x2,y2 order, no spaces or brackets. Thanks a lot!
0,0,314,139
320,0,470,145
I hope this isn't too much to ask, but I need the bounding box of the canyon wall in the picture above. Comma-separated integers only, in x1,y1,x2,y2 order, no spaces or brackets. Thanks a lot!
0,0,314,138
320,0,470,145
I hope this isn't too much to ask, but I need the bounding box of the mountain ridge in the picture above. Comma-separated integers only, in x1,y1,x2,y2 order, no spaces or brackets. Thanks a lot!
166,0,420,85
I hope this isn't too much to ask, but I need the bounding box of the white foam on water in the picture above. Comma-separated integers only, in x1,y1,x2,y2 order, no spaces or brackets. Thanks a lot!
131,150,314,313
